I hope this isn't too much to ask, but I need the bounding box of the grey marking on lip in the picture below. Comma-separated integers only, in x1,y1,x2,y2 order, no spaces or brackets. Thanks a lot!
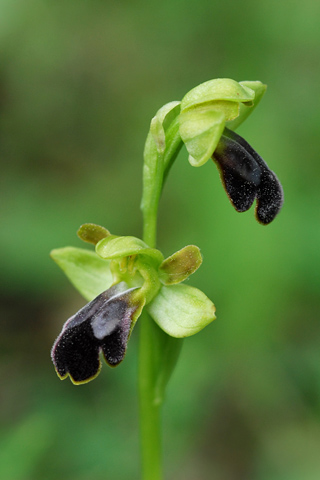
91,301,126,339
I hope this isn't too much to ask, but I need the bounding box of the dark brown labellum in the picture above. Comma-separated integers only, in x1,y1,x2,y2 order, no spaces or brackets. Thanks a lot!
51,282,142,384
213,128,283,224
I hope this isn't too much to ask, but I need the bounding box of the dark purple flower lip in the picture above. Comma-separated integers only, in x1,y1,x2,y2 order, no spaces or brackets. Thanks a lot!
51,282,144,385
213,127,283,224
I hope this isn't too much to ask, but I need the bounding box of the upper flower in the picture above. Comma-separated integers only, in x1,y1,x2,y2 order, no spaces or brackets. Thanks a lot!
146,78,283,224
51,224,216,384
179,79,283,223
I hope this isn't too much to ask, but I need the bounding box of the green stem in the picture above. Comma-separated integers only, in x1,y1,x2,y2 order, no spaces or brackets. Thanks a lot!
139,312,163,480
139,302,182,480
140,163,163,478
139,107,183,480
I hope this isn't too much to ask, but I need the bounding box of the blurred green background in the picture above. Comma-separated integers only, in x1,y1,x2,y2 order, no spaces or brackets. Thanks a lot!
1,0,319,479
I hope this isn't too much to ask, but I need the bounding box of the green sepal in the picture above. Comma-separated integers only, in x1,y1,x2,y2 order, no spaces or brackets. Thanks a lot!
141,101,183,245
77,223,110,245
179,78,257,167
227,81,267,131
150,101,181,154
179,107,225,167
162,106,184,178
96,235,164,266
181,78,255,111
159,245,202,285
50,247,113,301
147,284,216,338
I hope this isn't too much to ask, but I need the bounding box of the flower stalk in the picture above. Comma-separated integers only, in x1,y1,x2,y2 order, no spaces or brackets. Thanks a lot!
139,118,177,480
140,159,163,478
138,312,164,480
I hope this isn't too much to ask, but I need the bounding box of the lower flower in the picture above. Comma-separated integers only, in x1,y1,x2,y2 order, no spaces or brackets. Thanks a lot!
51,230,216,385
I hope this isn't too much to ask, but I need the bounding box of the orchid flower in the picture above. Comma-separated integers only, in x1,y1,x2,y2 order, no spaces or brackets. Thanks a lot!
51,224,215,384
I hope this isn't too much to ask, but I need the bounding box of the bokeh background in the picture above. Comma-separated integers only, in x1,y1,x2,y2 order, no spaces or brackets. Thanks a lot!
1,1,319,479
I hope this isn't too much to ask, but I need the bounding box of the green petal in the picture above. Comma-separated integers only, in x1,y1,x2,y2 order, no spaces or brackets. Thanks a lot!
77,223,110,245
50,247,113,301
96,235,164,266
181,78,255,112
227,81,267,130
179,107,225,167
159,245,202,285
147,284,216,338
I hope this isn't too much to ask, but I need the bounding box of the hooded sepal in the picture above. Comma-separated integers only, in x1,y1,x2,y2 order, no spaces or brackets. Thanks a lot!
147,284,216,338
179,108,226,167
51,282,145,384
181,78,255,111
226,81,267,131
179,79,257,167
96,234,164,304
96,235,164,267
